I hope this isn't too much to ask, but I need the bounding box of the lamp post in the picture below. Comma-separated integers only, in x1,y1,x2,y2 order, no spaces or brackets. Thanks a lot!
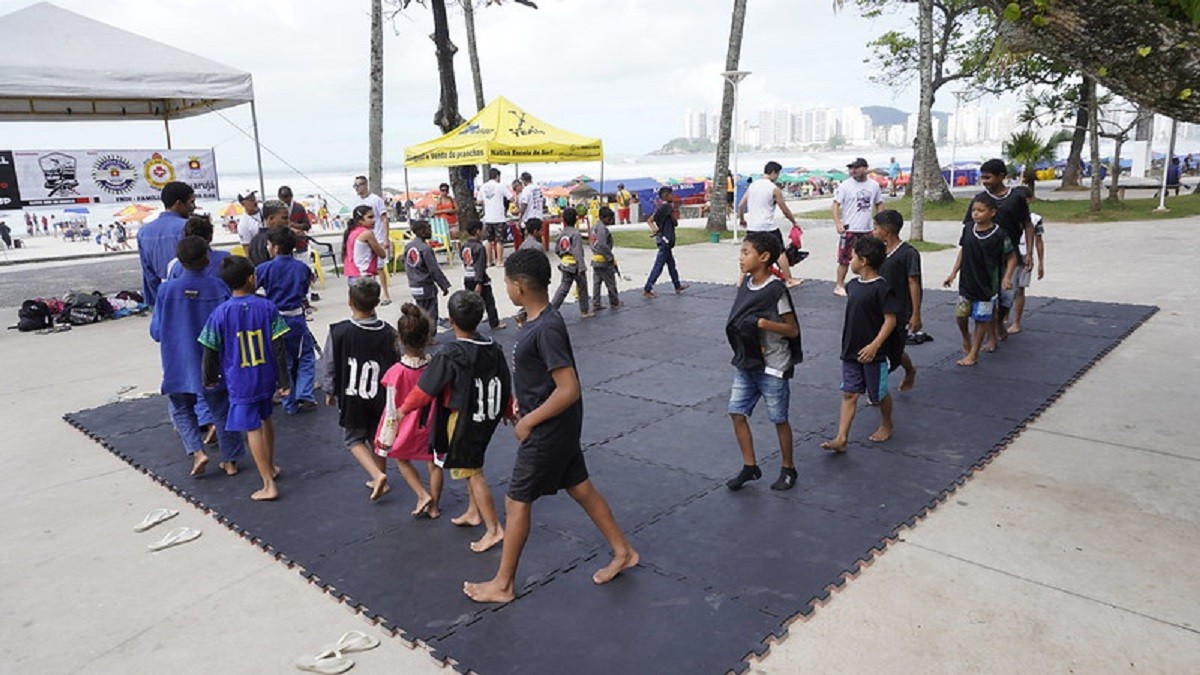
721,70,750,243
1155,117,1178,212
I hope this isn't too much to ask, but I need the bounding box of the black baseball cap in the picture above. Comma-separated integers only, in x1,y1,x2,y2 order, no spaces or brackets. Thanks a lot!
237,189,258,202
846,158,868,169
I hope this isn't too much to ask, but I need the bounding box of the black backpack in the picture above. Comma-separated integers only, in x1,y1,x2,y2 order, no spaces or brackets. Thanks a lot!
17,300,53,332
61,291,110,325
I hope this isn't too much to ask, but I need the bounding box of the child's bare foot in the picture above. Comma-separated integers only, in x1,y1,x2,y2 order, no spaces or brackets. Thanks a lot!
1007,323,1022,334
369,474,388,501
272,466,282,479
427,504,441,519
412,495,433,517
961,339,971,355
593,548,639,584
900,368,916,392
364,480,392,496
956,355,978,366
580,312,595,319
202,425,217,445
469,528,504,553
451,512,481,527
251,485,278,501
190,452,209,476
785,278,803,288
982,341,997,353
820,438,848,453
868,422,894,442
219,461,238,476
463,578,515,604
833,284,847,297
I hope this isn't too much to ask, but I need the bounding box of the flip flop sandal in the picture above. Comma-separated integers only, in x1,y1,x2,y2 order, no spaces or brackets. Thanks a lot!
134,508,179,532
321,630,380,655
147,526,202,552
295,650,354,674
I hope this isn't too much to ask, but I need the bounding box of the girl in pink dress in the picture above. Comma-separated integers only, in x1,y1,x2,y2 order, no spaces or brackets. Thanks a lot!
375,303,444,517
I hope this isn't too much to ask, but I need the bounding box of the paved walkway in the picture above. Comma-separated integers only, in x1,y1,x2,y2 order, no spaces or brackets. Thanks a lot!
0,214,1197,673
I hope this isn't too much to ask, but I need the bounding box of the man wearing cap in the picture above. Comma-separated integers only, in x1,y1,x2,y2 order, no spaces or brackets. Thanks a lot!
832,157,884,296
235,190,262,247
738,160,801,286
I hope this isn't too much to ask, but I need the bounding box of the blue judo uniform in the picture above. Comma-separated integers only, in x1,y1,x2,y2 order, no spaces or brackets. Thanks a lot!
256,255,317,414
150,268,245,462
164,246,231,428
137,210,187,307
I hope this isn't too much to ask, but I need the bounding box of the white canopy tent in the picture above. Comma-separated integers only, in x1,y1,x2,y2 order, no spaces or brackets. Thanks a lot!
0,2,265,196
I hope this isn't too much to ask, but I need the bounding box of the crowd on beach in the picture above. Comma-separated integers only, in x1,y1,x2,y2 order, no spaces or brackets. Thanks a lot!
133,152,1044,605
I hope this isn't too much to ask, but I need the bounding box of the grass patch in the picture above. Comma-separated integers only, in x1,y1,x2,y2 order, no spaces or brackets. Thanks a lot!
907,240,955,253
891,191,1200,223
612,227,734,249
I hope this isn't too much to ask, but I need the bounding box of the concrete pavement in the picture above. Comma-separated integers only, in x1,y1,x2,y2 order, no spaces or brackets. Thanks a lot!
0,214,1196,673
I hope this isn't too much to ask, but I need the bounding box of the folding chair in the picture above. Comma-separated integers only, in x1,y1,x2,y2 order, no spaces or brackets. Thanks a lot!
428,217,458,266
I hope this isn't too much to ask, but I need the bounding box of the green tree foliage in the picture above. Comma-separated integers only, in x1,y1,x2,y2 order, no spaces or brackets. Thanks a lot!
1001,128,1071,196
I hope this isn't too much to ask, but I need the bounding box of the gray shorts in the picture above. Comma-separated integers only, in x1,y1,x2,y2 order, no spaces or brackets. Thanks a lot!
343,426,372,451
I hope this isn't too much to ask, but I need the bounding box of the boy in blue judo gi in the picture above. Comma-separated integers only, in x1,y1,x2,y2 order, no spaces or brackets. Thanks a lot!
256,227,318,414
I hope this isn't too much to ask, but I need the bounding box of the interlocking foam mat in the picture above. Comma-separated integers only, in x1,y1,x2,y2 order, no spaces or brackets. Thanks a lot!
65,281,1156,674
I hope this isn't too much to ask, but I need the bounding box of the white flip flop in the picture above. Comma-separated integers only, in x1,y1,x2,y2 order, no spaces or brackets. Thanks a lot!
320,630,380,655
133,509,179,532
295,650,354,674
147,526,201,552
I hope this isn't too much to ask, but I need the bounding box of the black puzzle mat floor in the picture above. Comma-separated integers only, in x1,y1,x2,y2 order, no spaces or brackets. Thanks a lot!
65,281,1156,674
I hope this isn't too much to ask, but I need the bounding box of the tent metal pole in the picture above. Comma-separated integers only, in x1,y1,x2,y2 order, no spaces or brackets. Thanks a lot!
250,98,266,200
163,105,172,149
404,167,410,220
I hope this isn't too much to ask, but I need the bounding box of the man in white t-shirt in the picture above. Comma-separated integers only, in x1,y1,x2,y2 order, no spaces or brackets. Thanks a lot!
516,171,544,224
831,157,884,296
738,160,801,286
354,174,393,304
476,167,510,266
235,190,262,246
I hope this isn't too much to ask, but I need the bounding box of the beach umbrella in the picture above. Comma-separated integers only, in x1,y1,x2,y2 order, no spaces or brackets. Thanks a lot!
338,206,351,215
542,186,570,198
116,203,155,223
219,202,245,218
572,174,594,183
827,170,848,181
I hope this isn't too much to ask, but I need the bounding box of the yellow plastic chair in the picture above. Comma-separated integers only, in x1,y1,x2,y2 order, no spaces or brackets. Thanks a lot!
230,244,246,257
388,229,414,274
309,248,326,288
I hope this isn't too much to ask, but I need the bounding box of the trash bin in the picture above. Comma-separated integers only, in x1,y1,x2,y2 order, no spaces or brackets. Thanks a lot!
709,232,720,244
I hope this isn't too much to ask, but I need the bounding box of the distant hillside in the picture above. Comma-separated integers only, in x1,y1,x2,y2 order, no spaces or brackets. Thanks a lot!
862,106,907,126
653,137,717,155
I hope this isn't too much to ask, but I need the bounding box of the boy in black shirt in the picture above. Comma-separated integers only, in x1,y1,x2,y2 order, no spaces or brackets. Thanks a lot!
871,209,922,391
464,249,638,604
642,187,689,298
821,237,901,453
961,159,1034,340
944,195,1017,366
461,220,506,331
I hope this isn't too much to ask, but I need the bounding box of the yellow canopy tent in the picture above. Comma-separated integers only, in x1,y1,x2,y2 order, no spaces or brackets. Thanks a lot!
404,96,603,167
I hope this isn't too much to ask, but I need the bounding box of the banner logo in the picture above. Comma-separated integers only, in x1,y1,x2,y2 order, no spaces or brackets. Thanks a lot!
186,155,204,179
458,123,494,136
92,154,137,194
507,111,545,137
38,152,80,197
143,152,176,189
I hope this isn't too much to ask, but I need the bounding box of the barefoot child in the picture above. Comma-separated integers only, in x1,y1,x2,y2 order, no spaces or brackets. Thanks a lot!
550,207,593,319
461,220,507,331
871,209,922,391
200,256,292,500
256,227,318,414
375,303,444,515
396,291,511,551
152,236,245,477
316,279,400,501
1006,185,1045,334
724,232,803,491
464,249,638,603
942,195,1017,366
820,237,900,453
590,206,621,312
403,220,452,332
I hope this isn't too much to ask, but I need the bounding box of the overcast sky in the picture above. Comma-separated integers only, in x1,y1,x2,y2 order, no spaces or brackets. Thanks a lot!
2,0,919,173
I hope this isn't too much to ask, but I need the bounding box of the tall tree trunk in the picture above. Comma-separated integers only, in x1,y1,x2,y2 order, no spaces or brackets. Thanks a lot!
706,0,747,233
369,0,384,195
429,0,474,228
923,140,954,202
1059,80,1089,190
1087,77,1102,211
910,0,935,242
460,0,489,188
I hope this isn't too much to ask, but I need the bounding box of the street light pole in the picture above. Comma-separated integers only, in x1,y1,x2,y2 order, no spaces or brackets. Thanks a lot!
1155,118,1178,212
722,70,750,243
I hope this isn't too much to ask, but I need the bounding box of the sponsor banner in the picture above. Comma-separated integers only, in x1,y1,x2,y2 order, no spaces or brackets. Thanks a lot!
0,148,218,209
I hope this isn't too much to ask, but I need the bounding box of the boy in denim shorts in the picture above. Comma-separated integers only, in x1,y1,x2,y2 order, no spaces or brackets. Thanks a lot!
724,232,803,491
821,237,901,453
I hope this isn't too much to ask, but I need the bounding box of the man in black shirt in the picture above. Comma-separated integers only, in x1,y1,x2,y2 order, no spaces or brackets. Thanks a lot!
642,186,689,298
962,159,1034,339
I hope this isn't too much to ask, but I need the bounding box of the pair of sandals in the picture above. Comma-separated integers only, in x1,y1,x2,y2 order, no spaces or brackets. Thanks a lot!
906,331,934,346
296,631,381,674
134,508,203,551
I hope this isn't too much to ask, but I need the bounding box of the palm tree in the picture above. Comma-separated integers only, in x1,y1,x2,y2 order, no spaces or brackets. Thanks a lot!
1002,129,1071,197
706,0,748,233
369,0,383,195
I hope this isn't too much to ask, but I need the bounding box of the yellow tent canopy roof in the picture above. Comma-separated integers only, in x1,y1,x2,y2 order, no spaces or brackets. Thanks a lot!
404,96,603,168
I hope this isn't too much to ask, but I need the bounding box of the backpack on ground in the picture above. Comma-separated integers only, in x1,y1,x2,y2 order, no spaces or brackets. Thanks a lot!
17,300,53,332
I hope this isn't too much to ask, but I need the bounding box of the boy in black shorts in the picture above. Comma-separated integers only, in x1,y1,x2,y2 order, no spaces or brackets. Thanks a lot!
821,237,900,452
871,209,922,391
464,249,639,604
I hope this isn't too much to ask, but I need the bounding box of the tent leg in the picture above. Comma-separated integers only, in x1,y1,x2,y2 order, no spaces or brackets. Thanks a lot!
404,168,410,221
164,110,172,149
250,99,266,200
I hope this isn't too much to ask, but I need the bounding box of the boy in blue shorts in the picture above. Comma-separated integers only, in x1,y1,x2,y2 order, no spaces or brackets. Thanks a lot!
821,237,900,452
464,249,638,604
943,194,1017,366
724,231,802,491
151,236,244,477
256,227,318,413
200,256,292,501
